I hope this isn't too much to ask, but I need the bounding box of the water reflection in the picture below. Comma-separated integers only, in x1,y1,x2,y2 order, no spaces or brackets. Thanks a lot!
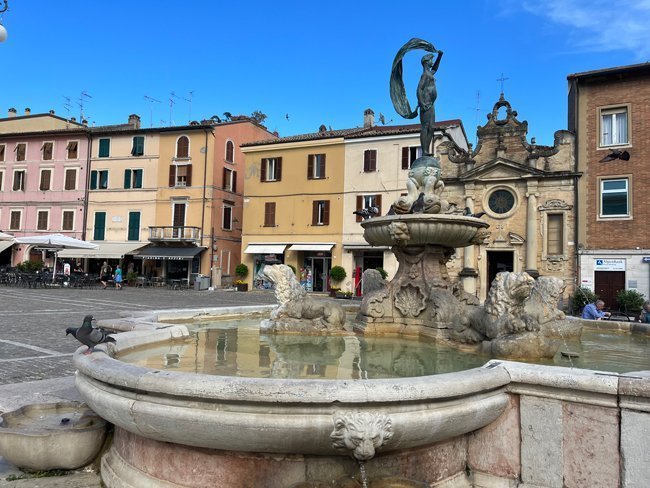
118,319,650,378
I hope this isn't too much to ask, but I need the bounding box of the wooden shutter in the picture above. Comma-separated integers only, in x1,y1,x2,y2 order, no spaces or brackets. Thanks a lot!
364,150,370,172
128,212,140,241
276,157,282,181
37,211,48,230
177,136,189,158
367,150,377,171
134,169,143,188
124,169,132,189
307,154,314,179
356,195,363,222
232,171,237,193
376,194,382,215
67,141,78,159
40,170,51,191
0,145,5,161
226,141,234,162
401,147,409,169
222,168,228,189
169,166,176,187
90,170,98,190
319,154,326,179
312,201,318,225
62,211,74,231
0,171,3,190
323,200,330,225
186,165,192,186
42,142,53,160
260,159,267,182
264,202,275,227
98,139,110,158
16,144,26,161
65,169,76,190
10,211,20,230
93,212,106,241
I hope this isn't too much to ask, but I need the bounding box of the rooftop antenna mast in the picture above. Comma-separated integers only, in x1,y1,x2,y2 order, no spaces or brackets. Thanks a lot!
77,91,92,123
62,96,72,127
144,95,162,128
171,91,193,123
168,93,175,127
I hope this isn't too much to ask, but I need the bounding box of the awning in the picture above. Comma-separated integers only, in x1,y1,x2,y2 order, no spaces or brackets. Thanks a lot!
57,242,147,259
0,241,14,253
244,244,287,254
288,243,335,252
134,246,205,260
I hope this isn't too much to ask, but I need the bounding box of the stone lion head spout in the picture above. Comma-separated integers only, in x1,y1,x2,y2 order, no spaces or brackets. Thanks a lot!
330,411,394,461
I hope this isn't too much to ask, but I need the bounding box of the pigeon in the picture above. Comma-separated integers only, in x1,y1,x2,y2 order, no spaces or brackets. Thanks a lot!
463,207,487,218
66,314,115,355
410,193,426,213
353,206,380,220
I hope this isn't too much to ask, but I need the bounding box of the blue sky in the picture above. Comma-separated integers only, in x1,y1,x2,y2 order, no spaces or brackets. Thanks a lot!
1,0,648,145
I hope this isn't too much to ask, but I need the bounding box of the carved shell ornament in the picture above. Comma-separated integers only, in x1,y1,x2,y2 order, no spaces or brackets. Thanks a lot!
394,284,427,317
330,411,394,461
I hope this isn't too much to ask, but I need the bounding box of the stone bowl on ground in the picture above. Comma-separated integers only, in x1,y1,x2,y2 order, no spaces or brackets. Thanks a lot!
0,401,107,470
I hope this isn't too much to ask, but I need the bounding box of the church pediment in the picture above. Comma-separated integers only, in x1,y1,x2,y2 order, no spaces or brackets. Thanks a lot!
459,159,544,182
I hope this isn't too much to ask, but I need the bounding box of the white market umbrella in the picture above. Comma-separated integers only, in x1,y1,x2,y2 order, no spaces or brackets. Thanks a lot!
15,234,97,275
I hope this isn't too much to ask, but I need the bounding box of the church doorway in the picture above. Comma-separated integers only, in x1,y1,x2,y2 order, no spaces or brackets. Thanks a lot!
486,250,514,293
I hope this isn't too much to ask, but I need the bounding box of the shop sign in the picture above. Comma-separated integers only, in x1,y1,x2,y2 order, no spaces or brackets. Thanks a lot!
642,257,650,263
594,258,625,271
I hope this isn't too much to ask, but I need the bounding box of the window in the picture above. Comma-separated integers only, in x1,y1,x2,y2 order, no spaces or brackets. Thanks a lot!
488,189,516,215
124,169,143,189
37,210,49,231
62,210,75,231
42,142,53,161
9,210,21,230
98,138,110,158
90,170,108,190
93,212,106,240
223,167,237,192
39,169,52,191
600,107,628,147
225,140,234,163
364,149,377,172
127,212,140,241
222,201,234,231
66,141,79,160
264,202,276,227
13,170,25,191
308,154,326,179
15,143,26,162
355,194,382,222
169,164,192,187
131,136,144,156
600,178,629,217
261,157,282,182
0,144,5,161
547,214,564,255
312,200,330,226
176,136,189,158
64,168,77,190
401,146,422,169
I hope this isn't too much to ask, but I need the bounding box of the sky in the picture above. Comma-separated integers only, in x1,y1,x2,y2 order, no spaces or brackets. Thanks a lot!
0,0,649,145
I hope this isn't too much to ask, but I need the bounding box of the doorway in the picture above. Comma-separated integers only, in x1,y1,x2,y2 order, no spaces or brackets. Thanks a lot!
595,271,625,311
486,250,514,292
305,257,330,292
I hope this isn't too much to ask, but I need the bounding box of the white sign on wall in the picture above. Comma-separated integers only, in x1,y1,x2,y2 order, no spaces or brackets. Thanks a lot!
580,278,594,291
594,258,625,271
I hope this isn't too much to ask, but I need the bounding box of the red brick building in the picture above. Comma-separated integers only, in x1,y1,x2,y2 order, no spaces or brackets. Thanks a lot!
568,63,650,307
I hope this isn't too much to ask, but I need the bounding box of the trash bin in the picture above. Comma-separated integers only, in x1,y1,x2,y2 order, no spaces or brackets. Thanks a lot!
194,275,210,291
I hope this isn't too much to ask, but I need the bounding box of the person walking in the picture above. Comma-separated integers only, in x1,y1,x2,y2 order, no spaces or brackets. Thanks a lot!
100,261,112,289
581,299,611,320
114,265,123,290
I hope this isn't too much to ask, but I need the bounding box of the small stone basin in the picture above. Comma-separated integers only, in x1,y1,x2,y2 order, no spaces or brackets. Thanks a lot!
0,401,107,470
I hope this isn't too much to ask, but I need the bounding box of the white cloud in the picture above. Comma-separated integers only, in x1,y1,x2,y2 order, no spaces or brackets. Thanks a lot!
520,0,650,59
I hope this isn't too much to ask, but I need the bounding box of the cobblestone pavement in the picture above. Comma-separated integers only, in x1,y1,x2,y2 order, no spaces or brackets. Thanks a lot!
0,287,276,385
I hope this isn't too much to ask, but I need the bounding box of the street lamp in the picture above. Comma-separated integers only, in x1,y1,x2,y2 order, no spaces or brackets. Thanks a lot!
0,1,8,43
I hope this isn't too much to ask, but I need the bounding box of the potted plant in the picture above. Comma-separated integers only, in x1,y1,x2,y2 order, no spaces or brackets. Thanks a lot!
126,271,138,286
329,265,346,292
329,286,341,298
235,263,249,291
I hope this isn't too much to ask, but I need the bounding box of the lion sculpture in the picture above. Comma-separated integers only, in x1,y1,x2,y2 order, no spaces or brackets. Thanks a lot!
261,264,346,333
330,411,393,461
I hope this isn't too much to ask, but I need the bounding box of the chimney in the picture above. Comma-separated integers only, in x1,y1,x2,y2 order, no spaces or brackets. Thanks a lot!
24,108,31,116
363,108,375,128
49,110,55,115
70,117,77,122
82,119,88,126
128,114,141,129
8,107,16,117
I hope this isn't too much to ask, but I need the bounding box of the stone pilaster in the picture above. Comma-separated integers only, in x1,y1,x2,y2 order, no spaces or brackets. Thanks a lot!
461,192,478,294
525,186,539,278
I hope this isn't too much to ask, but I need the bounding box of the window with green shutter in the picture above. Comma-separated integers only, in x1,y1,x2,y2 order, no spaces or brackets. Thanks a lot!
90,170,98,190
98,138,110,158
131,136,144,156
124,169,132,189
127,212,140,241
133,169,143,188
93,212,106,241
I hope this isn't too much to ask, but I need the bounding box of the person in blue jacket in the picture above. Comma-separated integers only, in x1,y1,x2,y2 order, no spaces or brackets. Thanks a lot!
582,299,611,320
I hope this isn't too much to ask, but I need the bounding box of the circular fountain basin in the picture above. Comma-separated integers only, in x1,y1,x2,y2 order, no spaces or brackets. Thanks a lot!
361,213,489,248
73,317,510,457
0,401,107,470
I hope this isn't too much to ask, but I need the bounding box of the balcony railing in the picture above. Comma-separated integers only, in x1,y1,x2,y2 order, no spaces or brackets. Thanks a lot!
148,226,201,242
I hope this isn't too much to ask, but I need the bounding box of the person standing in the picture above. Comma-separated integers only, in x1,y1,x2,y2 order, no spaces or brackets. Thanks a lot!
114,265,123,290
639,300,650,323
581,299,611,320
100,261,112,289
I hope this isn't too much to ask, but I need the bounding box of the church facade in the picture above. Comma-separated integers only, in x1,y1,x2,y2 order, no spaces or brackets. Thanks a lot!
438,95,579,303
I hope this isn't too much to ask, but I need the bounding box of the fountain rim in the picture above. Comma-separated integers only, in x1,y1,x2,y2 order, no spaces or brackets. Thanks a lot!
360,213,490,228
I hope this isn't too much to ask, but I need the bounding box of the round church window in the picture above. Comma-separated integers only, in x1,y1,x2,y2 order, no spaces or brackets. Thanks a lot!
488,189,515,214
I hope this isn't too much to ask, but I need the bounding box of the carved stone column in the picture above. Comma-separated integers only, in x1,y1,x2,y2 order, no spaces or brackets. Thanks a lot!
525,186,539,278
459,194,478,294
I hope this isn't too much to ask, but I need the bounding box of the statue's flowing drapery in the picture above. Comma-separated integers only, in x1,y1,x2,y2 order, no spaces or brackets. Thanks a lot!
390,38,438,119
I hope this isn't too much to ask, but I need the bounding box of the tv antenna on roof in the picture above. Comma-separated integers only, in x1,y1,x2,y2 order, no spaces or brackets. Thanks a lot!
62,96,73,127
171,91,194,124
77,91,92,123
168,93,176,127
144,95,162,128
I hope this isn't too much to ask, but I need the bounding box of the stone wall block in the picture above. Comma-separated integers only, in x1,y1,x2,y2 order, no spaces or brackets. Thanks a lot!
562,401,620,488
621,409,650,488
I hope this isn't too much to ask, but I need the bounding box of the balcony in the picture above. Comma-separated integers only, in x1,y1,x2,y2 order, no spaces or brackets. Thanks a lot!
148,226,201,243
